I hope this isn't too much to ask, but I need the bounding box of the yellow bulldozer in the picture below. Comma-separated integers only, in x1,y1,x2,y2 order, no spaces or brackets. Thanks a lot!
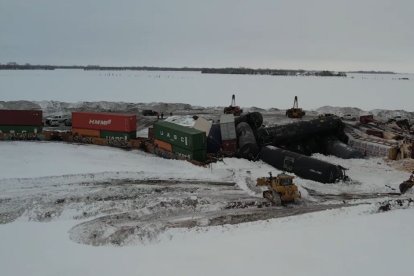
257,172,301,205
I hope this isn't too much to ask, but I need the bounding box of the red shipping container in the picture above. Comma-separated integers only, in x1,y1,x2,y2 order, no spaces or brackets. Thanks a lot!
222,139,237,153
72,112,137,132
0,110,43,126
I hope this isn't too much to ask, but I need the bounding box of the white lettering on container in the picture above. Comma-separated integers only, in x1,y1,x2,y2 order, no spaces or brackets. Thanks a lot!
89,119,112,126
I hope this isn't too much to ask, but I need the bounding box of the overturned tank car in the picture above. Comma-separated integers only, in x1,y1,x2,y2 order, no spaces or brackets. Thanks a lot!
259,146,347,183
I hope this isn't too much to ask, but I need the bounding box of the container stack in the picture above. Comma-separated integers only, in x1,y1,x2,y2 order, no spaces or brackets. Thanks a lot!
153,120,207,162
220,114,237,153
71,112,137,141
0,110,43,137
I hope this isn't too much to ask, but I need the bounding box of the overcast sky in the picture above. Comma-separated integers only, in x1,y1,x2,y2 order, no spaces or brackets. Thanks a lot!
0,0,413,72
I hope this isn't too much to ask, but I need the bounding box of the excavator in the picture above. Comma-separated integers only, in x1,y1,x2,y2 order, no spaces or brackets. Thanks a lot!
286,96,305,118
256,172,301,205
224,94,243,116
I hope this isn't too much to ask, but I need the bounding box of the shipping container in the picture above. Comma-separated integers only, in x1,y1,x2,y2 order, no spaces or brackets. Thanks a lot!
154,139,173,152
100,130,137,141
154,121,206,151
221,139,237,153
207,123,222,153
347,136,395,158
72,112,137,132
0,110,43,126
148,127,154,140
72,128,100,138
193,117,212,134
0,125,42,134
220,114,236,140
172,145,207,162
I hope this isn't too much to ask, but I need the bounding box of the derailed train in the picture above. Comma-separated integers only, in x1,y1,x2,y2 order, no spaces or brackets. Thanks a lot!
0,109,360,183
235,113,360,183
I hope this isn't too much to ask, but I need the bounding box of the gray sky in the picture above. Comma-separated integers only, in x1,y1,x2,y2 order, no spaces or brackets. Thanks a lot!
1,0,413,72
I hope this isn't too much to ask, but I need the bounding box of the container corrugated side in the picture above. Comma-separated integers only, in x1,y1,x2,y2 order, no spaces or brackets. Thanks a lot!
220,114,235,124
154,139,173,152
154,121,206,151
72,128,100,137
220,122,236,140
72,112,137,132
172,145,207,162
0,125,42,134
100,130,137,140
0,110,43,126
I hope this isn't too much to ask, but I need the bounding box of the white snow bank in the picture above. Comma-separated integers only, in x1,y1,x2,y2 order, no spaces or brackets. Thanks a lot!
0,205,413,276
0,142,228,180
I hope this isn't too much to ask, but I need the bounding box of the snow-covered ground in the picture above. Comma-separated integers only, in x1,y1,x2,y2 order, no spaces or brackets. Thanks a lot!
0,69,413,275
0,70,413,111
1,141,414,275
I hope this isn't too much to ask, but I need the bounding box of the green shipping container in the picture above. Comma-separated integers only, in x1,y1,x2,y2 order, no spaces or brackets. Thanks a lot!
154,121,206,151
0,125,42,134
172,145,207,162
100,130,137,141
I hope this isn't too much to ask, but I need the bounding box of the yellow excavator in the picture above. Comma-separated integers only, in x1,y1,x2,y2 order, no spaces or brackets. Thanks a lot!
286,96,305,118
224,94,243,116
257,172,301,205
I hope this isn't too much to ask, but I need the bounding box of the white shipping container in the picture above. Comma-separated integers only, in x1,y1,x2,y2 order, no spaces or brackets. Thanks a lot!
194,117,212,135
220,115,236,140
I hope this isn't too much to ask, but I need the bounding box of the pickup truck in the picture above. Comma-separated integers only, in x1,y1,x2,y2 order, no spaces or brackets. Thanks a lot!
45,115,71,126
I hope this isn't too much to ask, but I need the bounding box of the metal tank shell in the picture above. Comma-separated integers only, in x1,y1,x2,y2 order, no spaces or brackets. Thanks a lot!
256,116,344,146
235,112,263,130
259,146,345,183
236,122,259,160
324,138,365,159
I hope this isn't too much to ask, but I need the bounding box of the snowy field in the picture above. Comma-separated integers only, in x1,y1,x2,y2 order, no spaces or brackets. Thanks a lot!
1,69,414,275
0,69,413,111
1,141,414,276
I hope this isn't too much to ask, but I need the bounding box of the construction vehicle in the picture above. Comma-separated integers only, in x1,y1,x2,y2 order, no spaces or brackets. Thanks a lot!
256,172,301,205
286,96,305,118
224,94,243,116
399,172,414,194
